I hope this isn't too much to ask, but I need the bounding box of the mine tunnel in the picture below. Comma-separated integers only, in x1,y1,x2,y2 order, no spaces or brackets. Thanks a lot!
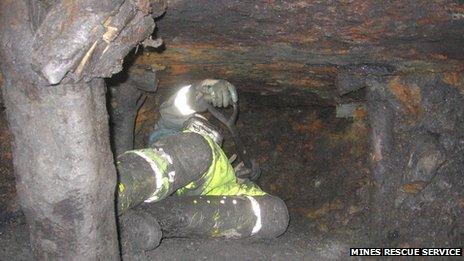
0,0,463,260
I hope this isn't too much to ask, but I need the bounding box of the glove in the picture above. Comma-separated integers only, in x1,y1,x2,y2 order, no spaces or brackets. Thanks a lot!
195,79,238,107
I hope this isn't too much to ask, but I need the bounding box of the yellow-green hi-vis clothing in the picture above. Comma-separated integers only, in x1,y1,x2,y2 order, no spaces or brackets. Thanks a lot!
176,133,266,197
119,132,266,206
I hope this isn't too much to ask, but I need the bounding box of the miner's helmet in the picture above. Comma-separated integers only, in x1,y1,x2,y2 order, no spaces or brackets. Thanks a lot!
183,114,223,146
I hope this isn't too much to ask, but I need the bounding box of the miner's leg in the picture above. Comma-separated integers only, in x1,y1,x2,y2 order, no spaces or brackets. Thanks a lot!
116,132,214,254
116,132,213,213
116,131,289,248
128,195,289,240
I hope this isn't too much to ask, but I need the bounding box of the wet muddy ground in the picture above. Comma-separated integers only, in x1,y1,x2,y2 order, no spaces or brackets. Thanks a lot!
1,90,375,260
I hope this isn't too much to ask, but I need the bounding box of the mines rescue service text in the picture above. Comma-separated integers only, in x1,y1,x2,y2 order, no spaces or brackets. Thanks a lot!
350,248,462,256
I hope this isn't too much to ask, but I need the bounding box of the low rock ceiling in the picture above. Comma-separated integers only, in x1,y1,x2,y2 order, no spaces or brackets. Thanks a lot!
135,0,464,104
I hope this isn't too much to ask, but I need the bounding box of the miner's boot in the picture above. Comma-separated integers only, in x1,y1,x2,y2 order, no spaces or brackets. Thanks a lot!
134,195,289,239
119,209,162,257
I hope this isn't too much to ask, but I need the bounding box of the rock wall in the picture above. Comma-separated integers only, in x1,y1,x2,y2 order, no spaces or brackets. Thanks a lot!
367,72,464,246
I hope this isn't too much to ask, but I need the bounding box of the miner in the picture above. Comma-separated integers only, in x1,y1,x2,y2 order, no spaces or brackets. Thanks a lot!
115,79,289,251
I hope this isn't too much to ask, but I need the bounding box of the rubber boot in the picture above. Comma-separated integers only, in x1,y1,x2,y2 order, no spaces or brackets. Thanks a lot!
119,209,162,258
137,195,289,239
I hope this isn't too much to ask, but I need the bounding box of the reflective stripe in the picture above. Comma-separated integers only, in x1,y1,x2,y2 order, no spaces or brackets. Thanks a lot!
200,79,220,86
246,196,262,235
157,148,173,164
131,150,164,203
167,171,176,183
174,85,196,115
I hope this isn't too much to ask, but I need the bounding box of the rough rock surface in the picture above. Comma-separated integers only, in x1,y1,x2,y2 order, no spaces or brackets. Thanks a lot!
0,0,463,259
367,72,464,247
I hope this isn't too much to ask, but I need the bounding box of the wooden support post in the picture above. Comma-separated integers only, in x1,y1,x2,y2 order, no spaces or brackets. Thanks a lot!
0,1,120,258
0,0,165,258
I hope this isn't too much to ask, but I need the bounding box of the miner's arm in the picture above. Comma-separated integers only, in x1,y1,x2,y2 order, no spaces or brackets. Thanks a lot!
149,79,238,144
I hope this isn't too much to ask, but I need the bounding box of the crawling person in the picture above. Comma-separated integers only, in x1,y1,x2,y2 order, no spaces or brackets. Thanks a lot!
115,80,289,252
